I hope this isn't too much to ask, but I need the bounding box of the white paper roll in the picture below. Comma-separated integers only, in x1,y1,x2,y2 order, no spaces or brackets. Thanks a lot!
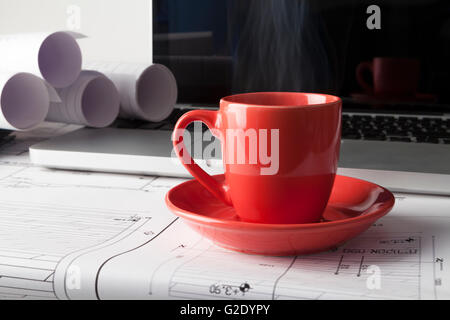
84,62,178,122
46,70,120,128
0,72,50,130
0,31,84,88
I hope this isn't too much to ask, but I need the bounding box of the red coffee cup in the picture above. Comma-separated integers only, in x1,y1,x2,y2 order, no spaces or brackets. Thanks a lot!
173,92,342,224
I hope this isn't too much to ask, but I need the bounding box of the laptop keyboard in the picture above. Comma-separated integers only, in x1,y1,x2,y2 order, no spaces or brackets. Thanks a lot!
342,114,450,144
115,111,450,144
1,113,448,146
126,111,450,145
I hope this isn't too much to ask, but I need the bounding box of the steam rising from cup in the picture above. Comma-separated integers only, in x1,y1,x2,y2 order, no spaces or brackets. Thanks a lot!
230,0,337,93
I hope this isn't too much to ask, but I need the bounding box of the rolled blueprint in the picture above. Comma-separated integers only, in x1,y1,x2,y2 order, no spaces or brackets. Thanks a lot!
0,31,83,88
0,72,50,130
46,70,120,128
84,62,178,122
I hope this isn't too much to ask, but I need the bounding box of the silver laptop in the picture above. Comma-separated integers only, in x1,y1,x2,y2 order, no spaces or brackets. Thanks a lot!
28,0,450,195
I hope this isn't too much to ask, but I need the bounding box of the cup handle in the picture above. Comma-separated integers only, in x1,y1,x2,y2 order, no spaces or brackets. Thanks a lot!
356,61,374,94
173,110,232,206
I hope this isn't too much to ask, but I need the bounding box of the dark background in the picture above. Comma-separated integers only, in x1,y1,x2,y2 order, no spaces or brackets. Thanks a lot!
152,0,450,107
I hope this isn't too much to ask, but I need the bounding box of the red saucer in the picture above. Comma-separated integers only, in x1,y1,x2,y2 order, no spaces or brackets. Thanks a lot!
165,175,395,256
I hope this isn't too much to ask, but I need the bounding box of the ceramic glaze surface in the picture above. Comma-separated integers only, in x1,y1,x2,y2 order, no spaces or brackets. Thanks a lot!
166,175,395,256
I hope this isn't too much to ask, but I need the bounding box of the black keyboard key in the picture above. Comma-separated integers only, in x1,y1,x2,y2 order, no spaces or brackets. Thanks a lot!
364,133,386,141
383,126,396,132
410,129,425,136
416,136,439,144
360,124,376,131
399,117,417,122
343,127,360,133
429,132,450,139
421,118,442,128
402,122,416,128
390,137,411,142
416,136,427,143
343,121,352,128
342,133,362,140
425,125,444,132
427,137,440,144
386,129,409,136
375,115,395,121
432,118,443,124
414,131,428,138
352,115,369,121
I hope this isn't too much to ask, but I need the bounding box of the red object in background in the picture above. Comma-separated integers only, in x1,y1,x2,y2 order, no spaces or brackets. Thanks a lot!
356,57,421,98
166,174,395,256
173,92,342,224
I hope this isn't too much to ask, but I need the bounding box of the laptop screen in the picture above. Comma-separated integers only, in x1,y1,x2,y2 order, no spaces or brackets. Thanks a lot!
153,0,450,113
